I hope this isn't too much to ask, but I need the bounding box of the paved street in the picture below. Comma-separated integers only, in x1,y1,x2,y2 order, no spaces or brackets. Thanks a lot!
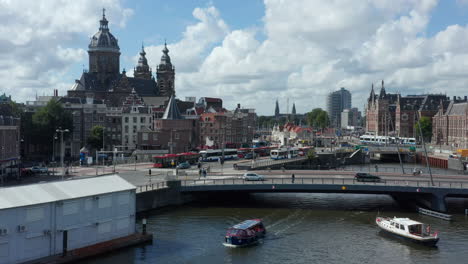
3,158,468,189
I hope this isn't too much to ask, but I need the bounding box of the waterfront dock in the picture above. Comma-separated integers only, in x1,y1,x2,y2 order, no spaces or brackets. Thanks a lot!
22,233,153,264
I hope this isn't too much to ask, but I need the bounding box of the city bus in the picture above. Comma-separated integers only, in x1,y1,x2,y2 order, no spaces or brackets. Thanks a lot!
270,148,299,160
152,152,200,168
199,149,239,162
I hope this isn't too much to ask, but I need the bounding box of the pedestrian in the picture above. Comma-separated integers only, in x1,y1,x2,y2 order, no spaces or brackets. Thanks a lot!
197,162,201,169
375,165,378,172
149,169,151,176
292,173,295,183
203,168,207,177
199,168,202,177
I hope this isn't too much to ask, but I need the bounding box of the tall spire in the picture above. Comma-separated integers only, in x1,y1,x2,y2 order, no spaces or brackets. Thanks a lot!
99,8,109,31
134,42,152,79
379,79,386,99
160,40,171,66
157,40,175,97
162,95,183,120
292,102,296,115
369,83,375,102
275,99,280,118
88,8,120,77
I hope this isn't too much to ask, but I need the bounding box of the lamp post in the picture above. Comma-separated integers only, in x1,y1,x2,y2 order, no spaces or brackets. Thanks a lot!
56,127,69,179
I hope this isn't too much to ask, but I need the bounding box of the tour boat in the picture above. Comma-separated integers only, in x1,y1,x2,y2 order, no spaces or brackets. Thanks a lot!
376,217,439,246
223,219,266,248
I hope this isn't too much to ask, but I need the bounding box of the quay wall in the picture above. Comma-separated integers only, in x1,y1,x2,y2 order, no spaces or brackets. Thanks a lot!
136,181,194,213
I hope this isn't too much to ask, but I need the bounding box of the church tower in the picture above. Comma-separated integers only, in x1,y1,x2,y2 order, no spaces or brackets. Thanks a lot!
156,42,175,97
134,44,152,80
275,99,280,119
88,9,120,84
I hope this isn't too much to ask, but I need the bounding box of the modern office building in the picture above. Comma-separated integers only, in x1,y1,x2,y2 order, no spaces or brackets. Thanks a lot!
326,87,351,127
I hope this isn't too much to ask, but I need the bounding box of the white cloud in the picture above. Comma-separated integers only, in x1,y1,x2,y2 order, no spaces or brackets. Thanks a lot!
162,0,468,115
7,0,468,117
0,0,132,101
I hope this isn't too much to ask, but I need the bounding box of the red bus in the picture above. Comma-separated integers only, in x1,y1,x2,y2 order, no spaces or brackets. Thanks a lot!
237,147,273,159
152,152,200,168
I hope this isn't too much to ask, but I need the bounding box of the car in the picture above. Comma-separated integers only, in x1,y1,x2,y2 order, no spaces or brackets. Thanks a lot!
244,153,257,159
354,173,383,183
176,162,191,169
30,166,48,174
243,172,265,181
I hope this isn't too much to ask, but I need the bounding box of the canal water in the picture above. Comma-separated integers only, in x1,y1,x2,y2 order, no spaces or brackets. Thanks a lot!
87,193,468,264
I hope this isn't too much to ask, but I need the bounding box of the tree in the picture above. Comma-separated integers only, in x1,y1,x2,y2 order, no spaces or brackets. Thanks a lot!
306,148,316,160
30,99,73,155
306,108,329,129
87,125,106,151
415,116,432,142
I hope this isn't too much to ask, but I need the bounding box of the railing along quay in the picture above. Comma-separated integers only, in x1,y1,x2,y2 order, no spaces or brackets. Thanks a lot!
249,157,308,169
136,181,168,193
180,177,468,189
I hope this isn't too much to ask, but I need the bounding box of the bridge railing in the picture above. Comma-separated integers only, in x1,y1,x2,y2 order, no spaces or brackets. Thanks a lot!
136,181,168,193
250,156,308,169
180,177,468,189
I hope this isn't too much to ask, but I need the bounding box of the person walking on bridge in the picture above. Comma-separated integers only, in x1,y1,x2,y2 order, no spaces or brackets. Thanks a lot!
292,173,295,183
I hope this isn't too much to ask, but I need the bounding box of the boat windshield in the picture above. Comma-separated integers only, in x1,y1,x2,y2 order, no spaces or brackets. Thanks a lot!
408,224,423,235
226,228,255,237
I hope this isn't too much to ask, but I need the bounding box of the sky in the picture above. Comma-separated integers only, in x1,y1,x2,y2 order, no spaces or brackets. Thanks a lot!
2,0,468,115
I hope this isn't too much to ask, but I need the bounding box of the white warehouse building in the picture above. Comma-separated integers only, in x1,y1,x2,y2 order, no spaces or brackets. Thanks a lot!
0,175,136,264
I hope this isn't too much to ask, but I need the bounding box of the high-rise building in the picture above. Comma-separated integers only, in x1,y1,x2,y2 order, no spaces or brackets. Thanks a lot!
326,87,351,127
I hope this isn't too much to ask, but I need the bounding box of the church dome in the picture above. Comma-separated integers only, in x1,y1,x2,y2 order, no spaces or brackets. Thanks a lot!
88,10,120,53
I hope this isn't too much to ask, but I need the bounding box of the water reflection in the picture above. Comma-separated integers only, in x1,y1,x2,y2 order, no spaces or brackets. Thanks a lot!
87,193,468,264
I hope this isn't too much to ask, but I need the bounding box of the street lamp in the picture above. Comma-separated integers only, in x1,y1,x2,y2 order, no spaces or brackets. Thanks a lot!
52,133,58,162
56,127,69,179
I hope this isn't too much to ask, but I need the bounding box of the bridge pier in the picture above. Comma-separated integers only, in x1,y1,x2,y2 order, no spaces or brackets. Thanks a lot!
430,193,448,213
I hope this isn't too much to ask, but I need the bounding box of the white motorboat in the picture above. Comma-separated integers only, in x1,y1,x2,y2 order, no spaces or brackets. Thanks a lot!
376,217,439,246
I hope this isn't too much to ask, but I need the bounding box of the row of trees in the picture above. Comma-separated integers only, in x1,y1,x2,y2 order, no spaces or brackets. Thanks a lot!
16,99,109,161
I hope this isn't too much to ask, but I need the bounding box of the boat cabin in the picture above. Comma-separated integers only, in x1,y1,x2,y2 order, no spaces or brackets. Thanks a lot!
223,219,266,247
388,218,429,236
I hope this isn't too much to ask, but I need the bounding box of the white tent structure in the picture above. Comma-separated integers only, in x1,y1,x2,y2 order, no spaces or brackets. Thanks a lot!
0,175,136,264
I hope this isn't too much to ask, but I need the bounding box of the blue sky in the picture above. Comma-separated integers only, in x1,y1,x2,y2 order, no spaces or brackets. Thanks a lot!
3,0,468,115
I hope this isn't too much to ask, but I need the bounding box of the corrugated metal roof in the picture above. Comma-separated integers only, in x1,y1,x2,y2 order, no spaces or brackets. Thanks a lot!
0,175,136,210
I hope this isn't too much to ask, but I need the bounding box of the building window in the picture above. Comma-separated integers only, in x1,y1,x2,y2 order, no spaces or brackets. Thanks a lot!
133,125,137,133
143,133,148,141
125,126,129,133
125,117,129,123
141,117,146,123
133,117,137,123
153,134,158,140
175,133,180,139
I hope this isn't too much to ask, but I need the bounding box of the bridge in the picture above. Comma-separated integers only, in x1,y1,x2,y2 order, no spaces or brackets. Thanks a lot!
233,156,308,170
136,177,468,213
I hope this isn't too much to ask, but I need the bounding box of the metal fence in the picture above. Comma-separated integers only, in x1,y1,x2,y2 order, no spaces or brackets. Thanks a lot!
136,181,169,193
180,177,468,189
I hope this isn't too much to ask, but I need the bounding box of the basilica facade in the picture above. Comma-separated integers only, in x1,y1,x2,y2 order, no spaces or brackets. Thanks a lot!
67,10,175,107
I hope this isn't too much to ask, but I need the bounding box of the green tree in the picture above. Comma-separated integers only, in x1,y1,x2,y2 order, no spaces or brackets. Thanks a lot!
30,99,73,154
306,148,316,160
87,125,106,151
306,108,329,129
415,116,432,142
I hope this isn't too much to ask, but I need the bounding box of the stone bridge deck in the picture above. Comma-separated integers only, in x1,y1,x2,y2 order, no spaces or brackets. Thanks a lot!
135,176,468,213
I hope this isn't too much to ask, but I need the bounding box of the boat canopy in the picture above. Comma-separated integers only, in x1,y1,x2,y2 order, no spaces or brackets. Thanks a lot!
391,217,422,226
232,219,262,230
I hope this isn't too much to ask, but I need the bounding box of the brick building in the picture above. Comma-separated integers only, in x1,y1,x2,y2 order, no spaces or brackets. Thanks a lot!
137,95,198,153
432,98,468,148
365,81,398,136
0,115,20,179
366,80,449,138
